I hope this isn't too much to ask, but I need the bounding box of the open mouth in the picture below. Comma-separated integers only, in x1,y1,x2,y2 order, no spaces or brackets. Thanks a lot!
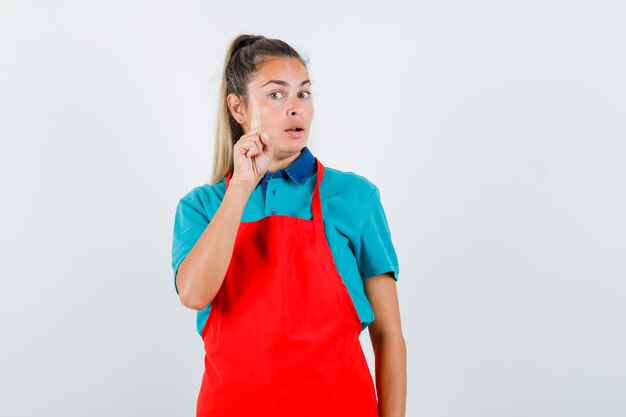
285,127,305,137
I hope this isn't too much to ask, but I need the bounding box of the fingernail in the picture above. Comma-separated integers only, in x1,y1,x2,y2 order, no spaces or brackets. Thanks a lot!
262,132,269,140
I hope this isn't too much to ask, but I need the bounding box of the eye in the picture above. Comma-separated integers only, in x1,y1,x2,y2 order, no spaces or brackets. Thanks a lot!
299,91,312,99
269,91,284,100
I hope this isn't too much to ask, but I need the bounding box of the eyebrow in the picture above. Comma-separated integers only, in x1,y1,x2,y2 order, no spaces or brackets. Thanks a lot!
261,79,311,88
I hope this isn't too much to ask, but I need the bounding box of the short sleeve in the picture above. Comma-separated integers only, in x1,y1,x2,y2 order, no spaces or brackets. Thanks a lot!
353,186,400,281
171,190,210,295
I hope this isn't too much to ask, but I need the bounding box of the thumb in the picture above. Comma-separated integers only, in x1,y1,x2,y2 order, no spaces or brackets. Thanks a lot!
261,132,274,157
260,131,271,145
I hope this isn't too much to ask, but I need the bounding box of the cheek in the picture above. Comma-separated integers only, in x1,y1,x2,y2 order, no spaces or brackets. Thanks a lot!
259,105,278,121
260,109,282,130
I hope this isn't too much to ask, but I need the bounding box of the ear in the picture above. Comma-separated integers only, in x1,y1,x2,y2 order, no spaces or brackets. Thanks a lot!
227,93,246,125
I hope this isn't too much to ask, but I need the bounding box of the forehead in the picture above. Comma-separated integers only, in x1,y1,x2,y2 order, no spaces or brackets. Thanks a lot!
251,57,308,86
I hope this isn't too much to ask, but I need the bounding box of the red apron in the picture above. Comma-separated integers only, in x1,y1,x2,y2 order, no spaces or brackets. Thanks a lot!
196,158,379,417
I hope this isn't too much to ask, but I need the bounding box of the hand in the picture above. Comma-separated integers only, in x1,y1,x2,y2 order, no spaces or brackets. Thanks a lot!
231,99,274,188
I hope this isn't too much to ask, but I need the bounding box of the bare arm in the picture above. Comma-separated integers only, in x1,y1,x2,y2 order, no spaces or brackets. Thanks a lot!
176,99,273,310
365,273,407,417
176,179,255,310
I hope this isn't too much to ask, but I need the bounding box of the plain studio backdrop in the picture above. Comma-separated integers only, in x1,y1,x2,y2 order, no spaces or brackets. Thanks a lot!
1,1,625,416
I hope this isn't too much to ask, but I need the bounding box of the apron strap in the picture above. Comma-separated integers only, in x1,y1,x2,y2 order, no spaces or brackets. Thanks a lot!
225,170,232,187
311,158,324,224
223,157,325,224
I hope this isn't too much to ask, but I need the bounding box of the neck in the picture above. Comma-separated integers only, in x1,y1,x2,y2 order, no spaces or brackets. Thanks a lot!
268,149,302,173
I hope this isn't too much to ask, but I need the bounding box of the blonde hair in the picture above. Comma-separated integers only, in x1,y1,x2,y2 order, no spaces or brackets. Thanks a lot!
209,34,309,184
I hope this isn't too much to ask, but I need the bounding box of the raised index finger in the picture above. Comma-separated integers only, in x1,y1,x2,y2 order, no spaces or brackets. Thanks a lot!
247,94,262,132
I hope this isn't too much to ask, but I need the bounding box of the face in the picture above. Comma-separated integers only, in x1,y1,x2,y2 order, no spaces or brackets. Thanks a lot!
229,57,314,158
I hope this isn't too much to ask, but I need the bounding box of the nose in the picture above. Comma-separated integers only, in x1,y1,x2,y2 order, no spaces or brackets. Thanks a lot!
286,97,304,116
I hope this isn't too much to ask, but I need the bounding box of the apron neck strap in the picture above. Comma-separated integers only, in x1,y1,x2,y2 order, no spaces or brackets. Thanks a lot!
224,157,325,224
311,157,324,223
225,170,232,187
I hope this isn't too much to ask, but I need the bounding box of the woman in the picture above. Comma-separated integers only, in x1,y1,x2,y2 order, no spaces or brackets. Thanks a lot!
172,34,406,417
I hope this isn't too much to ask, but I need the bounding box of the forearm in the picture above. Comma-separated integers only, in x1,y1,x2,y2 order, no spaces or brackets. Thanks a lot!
177,180,254,309
372,333,407,417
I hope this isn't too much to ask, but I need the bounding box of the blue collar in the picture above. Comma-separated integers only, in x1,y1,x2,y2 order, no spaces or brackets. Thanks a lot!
261,146,316,186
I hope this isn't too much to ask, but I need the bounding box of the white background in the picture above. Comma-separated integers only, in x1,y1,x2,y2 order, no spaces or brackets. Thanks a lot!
1,1,625,416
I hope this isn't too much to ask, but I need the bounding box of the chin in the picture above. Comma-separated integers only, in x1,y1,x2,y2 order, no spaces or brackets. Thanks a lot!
277,136,307,151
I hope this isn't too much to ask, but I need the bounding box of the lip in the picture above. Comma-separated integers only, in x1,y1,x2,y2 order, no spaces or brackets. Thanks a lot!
284,128,305,138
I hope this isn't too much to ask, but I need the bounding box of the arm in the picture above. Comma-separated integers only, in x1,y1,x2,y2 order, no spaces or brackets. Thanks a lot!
365,272,407,417
177,180,254,310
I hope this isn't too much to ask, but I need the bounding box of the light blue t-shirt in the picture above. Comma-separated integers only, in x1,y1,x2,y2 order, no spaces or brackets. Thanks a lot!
171,146,400,335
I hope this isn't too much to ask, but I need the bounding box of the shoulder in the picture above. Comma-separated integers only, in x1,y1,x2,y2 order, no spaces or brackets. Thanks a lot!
321,165,379,201
176,179,227,219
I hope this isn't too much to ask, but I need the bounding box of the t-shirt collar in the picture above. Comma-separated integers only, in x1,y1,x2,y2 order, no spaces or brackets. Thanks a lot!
262,146,316,186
